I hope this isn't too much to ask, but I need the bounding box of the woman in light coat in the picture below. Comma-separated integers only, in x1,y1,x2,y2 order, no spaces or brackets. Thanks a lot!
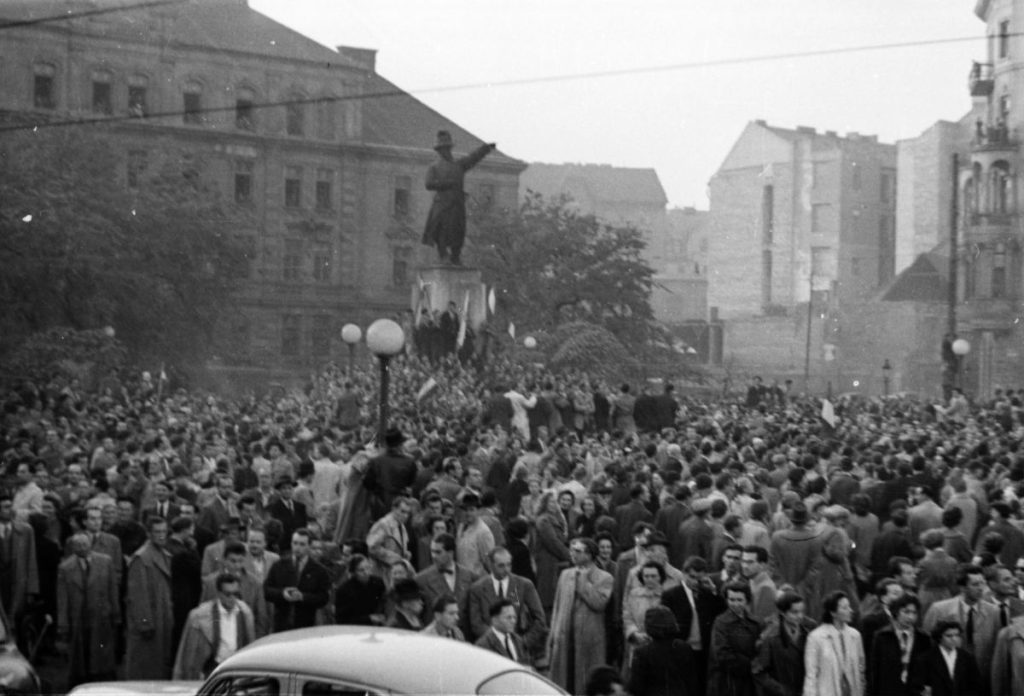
803,590,865,696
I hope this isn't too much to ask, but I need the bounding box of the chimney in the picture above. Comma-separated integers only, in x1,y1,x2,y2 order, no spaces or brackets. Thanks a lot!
796,125,816,134
754,119,767,126
825,130,837,138
846,131,860,139
336,46,377,72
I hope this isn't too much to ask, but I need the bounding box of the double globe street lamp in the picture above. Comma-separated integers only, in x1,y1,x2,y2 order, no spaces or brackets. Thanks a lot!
365,318,405,443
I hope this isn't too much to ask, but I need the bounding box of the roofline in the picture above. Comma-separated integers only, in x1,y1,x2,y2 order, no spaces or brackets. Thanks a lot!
3,7,362,72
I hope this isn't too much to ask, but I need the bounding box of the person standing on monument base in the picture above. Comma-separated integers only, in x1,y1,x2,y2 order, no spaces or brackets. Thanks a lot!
421,130,496,265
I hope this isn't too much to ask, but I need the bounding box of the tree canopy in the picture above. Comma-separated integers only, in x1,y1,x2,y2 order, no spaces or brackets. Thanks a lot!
468,192,656,346
0,126,244,368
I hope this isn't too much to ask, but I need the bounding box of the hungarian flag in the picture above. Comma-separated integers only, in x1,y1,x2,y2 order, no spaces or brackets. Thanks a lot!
508,322,516,340
456,293,470,348
821,399,836,428
416,377,439,402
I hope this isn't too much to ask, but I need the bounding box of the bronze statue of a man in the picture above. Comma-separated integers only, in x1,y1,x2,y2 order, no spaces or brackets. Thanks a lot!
421,130,496,265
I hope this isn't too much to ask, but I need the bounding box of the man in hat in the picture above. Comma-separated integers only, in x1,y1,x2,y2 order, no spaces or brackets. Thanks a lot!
421,130,497,265
363,427,416,521
768,502,828,613
456,493,494,576
266,477,308,553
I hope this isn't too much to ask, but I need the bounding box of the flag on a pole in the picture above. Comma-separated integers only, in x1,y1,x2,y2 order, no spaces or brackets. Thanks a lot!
821,398,836,428
508,322,516,340
456,293,470,348
488,287,496,314
416,377,439,402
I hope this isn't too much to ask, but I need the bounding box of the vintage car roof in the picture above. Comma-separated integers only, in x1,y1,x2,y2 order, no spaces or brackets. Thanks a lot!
218,626,562,695
67,681,203,696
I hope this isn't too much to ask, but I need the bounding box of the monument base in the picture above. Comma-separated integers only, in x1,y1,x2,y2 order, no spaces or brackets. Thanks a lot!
412,265,487,330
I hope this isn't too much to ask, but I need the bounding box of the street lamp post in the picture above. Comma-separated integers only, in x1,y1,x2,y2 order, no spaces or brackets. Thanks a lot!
366,318,405,443
340,323,362,376
882,359,892,397
952,337,971,391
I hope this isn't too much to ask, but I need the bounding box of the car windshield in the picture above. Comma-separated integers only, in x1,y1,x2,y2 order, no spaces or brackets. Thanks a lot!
477,670,563,696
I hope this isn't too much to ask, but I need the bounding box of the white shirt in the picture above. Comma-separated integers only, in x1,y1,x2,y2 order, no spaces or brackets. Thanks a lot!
940,645,957,679
493,627,517,661
215,602,239,663
680,583,701,650
494,577,508,599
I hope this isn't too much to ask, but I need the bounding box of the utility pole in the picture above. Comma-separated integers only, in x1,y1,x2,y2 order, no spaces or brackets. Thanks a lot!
804,273,813,394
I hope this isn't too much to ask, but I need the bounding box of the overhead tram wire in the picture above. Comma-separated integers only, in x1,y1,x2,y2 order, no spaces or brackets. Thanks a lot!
0,0,188,30
0,30,993,135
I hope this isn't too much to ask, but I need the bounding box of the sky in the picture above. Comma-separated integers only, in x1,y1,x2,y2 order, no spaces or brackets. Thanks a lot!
249,0,985,209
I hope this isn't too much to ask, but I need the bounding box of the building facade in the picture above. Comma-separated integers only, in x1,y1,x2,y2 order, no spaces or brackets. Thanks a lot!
0,0,523,381
951,0,1024,396
707,120,897,385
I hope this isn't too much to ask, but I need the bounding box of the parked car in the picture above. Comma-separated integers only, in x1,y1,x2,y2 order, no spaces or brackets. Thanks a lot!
70,626,565,696
0,604,42,695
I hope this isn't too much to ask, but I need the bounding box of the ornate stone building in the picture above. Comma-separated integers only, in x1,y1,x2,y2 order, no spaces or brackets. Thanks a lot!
0,0,524,381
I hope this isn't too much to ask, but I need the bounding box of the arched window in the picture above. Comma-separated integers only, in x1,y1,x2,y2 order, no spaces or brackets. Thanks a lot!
91,69,113,114
33,63,57,109
993,160,1013,214
285,92,305,136
235,86,256,131
128,74,148,116
183,80,203,124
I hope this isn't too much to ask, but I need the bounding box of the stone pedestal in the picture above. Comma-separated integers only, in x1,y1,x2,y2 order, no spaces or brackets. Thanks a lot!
411,265,487,329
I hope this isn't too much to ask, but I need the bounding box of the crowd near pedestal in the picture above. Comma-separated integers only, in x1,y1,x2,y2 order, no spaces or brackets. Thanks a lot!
6,355,1024,696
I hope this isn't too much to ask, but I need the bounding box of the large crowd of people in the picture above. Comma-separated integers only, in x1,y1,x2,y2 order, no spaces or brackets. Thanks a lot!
3,347,1024,696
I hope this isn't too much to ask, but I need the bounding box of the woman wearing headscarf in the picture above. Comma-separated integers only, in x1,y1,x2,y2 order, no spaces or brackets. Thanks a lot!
627,606,697,696
533,489,570,612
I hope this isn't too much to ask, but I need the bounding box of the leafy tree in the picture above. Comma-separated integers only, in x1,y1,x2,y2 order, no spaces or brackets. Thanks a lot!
547,321,642,381
0,126,244,368
468,192,656,345
5,327,126,388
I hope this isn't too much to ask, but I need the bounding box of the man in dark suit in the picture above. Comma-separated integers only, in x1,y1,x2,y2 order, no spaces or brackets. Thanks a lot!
675,498,714,568
614,484,653,550
652,383,678,431
910,620,982,696
266,477,308,552
362,428,417,521
70,506,124,588
475,599,531,665
467,547,547,661
868,594,931,696
414,532,478,637
141,480,181,523
263,529,330,632
661,556,723,696
196,475,238,545
860,577,905,656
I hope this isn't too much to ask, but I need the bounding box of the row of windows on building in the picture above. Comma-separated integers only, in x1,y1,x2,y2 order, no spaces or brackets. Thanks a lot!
807,163,896,202
32,63,342,139
760,185,895,242
231,236,412,287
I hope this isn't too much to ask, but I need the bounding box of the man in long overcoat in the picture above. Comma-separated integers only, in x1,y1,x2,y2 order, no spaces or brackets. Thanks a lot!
421,130,496,265
547,537,613,695
125,516,175,679
174,573,256,680
57,533,120,687
0,495,39,623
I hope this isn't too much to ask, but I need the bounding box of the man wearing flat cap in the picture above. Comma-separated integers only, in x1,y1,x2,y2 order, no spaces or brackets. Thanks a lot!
363,427,416,522
421,130,497,265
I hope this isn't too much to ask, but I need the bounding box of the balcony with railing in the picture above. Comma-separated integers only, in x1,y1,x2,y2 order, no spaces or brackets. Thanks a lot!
970,61,994,97
971,121,1018,153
